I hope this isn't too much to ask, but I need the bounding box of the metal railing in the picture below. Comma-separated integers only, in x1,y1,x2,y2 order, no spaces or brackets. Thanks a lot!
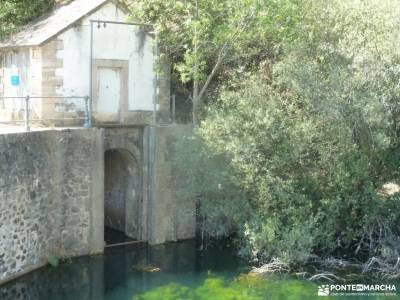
0,95,91,131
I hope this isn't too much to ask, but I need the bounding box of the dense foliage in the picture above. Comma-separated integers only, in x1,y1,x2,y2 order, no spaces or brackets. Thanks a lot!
0,0,55,40
167,0,400,270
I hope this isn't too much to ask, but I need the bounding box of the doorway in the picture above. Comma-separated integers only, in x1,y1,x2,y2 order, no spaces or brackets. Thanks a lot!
104,148,139,246
92,59,128,124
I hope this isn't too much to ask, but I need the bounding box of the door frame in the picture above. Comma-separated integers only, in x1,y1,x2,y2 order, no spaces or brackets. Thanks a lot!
92,59,129,124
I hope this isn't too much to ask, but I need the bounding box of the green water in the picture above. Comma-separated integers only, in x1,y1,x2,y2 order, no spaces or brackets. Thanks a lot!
0,240,398,300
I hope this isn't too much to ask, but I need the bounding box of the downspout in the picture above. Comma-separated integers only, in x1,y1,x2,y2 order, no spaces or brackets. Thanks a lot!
153,41,159,125
147,125,157,243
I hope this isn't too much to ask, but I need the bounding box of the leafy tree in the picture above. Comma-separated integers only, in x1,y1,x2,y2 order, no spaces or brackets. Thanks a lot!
0,0,55,40
131,0,303,124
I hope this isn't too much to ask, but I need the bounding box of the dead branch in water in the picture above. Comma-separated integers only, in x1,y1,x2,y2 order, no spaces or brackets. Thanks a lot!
363,256,400,279
313,256,361,269
250,258,289,275
308,272,344,282
294,272,308,279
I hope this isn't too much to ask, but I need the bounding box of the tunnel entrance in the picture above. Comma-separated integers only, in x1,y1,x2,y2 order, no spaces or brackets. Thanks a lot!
104,149,139,246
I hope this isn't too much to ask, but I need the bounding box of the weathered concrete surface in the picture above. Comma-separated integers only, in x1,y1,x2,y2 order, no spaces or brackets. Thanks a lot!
0,129,104,284
147,125,196,244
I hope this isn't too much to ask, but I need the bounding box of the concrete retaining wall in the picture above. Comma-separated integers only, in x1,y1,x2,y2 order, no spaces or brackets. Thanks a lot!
0,129,104,284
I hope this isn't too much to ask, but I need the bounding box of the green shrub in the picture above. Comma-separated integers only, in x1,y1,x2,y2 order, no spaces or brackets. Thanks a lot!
172,0,400,266
0,0,55,40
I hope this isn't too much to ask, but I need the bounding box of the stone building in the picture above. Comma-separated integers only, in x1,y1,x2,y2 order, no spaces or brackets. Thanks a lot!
0,0,170,125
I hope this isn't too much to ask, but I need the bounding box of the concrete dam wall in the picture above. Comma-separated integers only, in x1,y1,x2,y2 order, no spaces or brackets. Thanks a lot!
0,125,196,284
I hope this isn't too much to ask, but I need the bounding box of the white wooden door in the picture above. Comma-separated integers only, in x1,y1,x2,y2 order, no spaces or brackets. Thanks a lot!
96,67,121,122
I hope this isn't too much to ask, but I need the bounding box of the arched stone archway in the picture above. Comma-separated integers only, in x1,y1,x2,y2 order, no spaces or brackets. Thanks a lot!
104,148,140,244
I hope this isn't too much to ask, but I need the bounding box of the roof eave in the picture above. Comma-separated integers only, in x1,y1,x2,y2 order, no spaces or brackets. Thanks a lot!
0,0,125,50
0,45,36,51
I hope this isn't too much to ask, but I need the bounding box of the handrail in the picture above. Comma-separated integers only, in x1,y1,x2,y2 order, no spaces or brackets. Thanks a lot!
0,95,91,131
0,96,87,99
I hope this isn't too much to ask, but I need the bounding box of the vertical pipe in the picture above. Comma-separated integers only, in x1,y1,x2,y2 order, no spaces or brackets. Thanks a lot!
192,0,199,126
62,97,65,127
25,95,30,132
172,94,176,124
148,126,156,243
89,21,94,126
88,96,92,128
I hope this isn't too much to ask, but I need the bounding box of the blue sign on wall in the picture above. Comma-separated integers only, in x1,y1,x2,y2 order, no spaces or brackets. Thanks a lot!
11,75,20,86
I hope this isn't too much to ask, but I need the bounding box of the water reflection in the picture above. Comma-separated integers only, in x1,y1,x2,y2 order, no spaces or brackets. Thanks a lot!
0,240,242,300
0,240,398,300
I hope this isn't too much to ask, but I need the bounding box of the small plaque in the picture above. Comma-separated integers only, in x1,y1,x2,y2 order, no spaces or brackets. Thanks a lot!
11,75,20,86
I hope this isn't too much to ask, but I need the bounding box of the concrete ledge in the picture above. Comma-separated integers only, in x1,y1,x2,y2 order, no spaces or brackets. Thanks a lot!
0,262,47,287
0,248,106,287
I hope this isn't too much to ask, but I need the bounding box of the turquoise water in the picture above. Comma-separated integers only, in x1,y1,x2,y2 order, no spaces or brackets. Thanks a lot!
0,240,398,300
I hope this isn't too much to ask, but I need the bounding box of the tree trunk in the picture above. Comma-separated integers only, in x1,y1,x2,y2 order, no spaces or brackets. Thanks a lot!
192,0,200,126
193,80,200,125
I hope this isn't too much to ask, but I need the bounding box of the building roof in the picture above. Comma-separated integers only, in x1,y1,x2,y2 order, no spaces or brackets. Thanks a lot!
0,0,122,49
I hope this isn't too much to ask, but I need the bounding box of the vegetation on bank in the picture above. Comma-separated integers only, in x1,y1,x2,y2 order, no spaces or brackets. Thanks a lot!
133,0,400,277
134,276,322,300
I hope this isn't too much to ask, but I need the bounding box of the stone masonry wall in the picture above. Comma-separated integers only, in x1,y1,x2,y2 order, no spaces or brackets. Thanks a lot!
0,128,104,284
41,39,64,97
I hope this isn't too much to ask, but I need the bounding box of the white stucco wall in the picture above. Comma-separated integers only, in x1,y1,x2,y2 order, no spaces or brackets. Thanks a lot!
56,2,156,111
0,48,42,119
